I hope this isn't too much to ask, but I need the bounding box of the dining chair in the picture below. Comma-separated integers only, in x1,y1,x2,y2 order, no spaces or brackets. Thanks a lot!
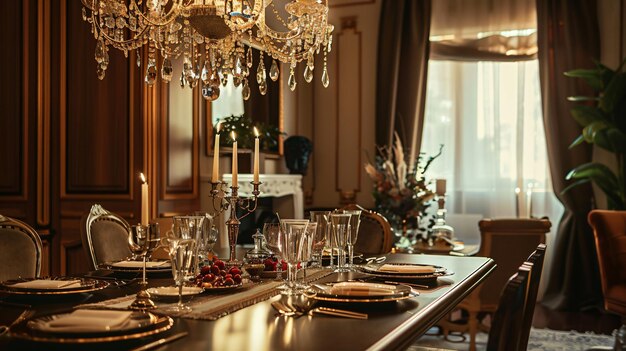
342,204,394,255
588,210,626,350
438,218,551,351
81,204,132,270
0,214,43,281
519,244,547,349
486,264,532,351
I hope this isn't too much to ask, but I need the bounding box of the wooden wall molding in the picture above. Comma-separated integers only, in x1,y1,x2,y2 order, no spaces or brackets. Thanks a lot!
59,0,135,200
37,0,50,225
335,16,362,202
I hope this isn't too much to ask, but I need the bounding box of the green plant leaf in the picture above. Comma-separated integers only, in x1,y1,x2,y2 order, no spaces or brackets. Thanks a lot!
582,120,609,142
565,68,604,90
593,127,626,152
567,96,600,102
568,134,586,149
560,178,590,195
565,162,619,189
570,105,607,127
600,72,626,113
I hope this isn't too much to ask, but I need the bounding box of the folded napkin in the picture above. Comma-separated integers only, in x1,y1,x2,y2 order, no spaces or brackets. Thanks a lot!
9,279,82,290
111,260,171,268
41,310,133,333
378,264,436,274
328,282,396,296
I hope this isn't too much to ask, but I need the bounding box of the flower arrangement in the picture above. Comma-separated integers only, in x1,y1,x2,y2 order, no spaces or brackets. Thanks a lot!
364,133,443,234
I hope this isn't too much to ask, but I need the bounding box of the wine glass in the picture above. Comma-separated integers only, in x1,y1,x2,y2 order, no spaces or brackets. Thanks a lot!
264,223,285,284
279,219,309,295
344,210,362,270
128,224,160,285
329,213,351,272
309,211,330,268
194,212,216,262
172,215,205,280
298,222,317,287
165,237,197,312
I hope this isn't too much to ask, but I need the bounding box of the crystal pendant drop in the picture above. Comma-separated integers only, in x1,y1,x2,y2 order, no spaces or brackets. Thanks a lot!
95,40,105,63
221,71,229,87
161,57,173,82
233,74,242,87
321,67,329,88
96,65,106,80
256,61,265,85
202,83,220,101
144,59,157,85
242,79,251,100
210,70,220,86
246,47,253,68
201,63,209,84
136,51,141,67
179,71,185,88
259,79,267,95
288,71,297,91
304,65,313,83
269,60,279,82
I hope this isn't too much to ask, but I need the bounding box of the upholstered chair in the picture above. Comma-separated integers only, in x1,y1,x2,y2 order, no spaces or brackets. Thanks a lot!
0,215,43,281
588,210,626,350
439,218,551,351
342,204,394,255
81,204,132,270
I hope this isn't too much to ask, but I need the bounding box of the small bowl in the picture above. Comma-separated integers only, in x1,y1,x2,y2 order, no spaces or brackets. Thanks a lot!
244,263,266,279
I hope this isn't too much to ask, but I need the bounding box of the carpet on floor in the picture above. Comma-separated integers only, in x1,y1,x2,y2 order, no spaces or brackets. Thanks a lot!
409,327,615,351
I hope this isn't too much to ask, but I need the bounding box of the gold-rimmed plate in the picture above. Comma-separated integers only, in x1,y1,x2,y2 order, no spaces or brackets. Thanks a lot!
0,278,109,296
309,282,413,303
358,263,453,281
10,310,173,344
98,260,172,274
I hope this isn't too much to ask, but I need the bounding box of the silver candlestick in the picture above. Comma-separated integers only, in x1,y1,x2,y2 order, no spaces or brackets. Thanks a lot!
208,180,262,266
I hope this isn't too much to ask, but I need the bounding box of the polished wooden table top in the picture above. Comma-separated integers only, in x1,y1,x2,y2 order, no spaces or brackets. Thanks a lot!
1,254,495,351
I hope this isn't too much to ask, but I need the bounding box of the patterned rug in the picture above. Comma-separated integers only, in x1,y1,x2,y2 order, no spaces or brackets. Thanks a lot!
409,327,615,351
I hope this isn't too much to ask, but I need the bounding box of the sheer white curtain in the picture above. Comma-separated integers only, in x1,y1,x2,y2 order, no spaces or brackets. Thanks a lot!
420,59,563,297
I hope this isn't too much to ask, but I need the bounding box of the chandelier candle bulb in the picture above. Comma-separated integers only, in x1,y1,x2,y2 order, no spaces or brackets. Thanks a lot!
232,131,238,187
253,127,260,184
140,173,149,226
212,123,221,182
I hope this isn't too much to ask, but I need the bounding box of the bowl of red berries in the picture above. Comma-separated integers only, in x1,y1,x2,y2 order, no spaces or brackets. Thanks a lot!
258,256,287,279
194,257,244,291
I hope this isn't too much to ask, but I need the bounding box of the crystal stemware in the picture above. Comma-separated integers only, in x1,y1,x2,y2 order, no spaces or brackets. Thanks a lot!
172,215,205,280
298,222,317,287
128,224,160,285
278,219,309,295
329,213,351,272
264,222,285,285
344,210,362,270
309,211,330,268
166,237,197,313
194,212,216,263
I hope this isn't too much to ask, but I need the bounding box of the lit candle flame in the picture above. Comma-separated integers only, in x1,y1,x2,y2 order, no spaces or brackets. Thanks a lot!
140,172,147,184
231,131,236,141
515,187,520,194
253,126,259,137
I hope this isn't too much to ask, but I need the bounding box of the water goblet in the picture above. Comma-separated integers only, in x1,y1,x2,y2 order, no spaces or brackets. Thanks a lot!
264,223,286,285
172,215,205,280
298,222,317,287
128,224,160,285
329,213,351,272
194,212,216,262
344,210,362,270
279,219,309,295
309,211,330,268
165,238,197,313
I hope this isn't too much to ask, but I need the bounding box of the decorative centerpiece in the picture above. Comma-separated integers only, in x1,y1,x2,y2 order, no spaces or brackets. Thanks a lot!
364,134,442,249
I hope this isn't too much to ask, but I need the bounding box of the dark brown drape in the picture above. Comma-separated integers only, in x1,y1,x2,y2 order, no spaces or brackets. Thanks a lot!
537,0,603,310
375,0,431,161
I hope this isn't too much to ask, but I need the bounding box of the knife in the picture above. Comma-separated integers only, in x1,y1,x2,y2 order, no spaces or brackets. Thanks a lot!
129,331,188,351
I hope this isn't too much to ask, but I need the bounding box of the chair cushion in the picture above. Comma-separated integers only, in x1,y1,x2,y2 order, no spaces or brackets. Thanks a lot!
354,215,384,255
0,227,38,281
90,220,132,266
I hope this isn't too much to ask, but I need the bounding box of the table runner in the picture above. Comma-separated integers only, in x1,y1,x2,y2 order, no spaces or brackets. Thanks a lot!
78,269,333,321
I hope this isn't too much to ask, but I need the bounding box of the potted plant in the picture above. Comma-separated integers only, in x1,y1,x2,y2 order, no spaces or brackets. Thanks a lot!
216,115,284,152
563,60,626,210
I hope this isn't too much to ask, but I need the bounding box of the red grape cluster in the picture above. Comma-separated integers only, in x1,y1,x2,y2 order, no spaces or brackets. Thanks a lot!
195,258,242,288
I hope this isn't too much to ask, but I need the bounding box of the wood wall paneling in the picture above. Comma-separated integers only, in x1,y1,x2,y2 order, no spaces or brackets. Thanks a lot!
335,17,362,204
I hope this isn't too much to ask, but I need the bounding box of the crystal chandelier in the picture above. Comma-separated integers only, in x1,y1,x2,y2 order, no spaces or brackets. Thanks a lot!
81,0,334,101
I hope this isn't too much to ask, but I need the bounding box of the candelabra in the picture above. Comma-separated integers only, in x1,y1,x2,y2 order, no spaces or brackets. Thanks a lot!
208,180,261,266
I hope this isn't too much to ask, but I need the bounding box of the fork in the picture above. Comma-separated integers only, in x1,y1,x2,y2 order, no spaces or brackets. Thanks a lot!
0,309,35,336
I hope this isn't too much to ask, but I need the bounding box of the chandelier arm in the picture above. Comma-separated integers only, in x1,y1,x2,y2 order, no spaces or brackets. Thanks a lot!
91,12,150,49
130,0,185,28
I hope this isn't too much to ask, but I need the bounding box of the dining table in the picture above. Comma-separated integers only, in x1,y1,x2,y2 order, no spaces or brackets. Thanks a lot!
0,253,495,351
